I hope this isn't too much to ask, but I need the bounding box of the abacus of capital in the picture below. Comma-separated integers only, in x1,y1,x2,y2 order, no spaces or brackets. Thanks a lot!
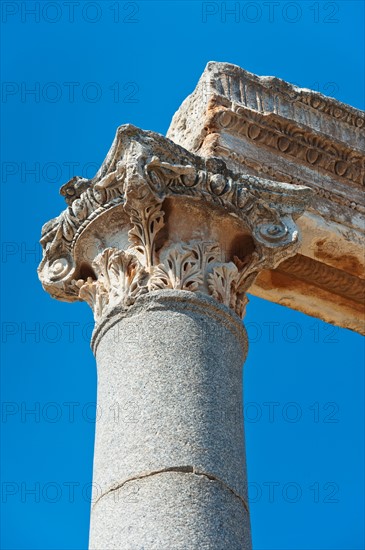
38,63,364,549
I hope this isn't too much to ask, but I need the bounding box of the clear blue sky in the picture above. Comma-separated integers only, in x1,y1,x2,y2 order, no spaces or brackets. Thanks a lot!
1,1,364,549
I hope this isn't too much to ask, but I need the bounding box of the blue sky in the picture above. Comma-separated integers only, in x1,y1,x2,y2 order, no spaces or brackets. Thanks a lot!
1,1,364,549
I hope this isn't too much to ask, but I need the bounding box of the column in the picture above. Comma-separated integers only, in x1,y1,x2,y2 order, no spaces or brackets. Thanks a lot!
38,124,311,549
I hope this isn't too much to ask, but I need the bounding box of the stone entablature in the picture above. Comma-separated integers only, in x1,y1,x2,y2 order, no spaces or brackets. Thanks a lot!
167,62,365,334
38,125,311,323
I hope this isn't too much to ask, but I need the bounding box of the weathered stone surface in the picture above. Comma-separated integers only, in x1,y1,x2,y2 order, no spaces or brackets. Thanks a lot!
167,62,365,334
90,471,251,550
89,291,250,549
38,124,311,322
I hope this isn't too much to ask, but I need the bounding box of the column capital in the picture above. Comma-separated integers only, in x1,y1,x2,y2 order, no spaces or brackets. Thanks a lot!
38,124,312,322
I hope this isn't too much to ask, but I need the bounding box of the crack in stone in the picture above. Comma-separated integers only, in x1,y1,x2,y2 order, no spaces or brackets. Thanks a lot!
92,466,249,513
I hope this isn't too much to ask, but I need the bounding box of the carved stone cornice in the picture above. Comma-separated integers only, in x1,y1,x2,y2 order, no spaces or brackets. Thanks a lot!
167,61,365,334
212,144,365,215
278,254,365,304
210,103,364,188
167,62,365,226
168,61,364,146
38,125,311,322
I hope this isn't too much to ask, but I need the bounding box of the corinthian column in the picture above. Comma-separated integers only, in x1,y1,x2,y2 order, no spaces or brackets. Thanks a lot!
38,125,311,549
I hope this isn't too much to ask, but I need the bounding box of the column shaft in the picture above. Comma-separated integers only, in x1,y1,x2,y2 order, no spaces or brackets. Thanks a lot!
89,291,251,550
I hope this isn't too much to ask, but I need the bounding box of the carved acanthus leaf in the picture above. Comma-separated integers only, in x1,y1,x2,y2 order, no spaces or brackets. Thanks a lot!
128,201,165,268
149,243,203,291
75,278,109,323
208,263,240,308
73,248,148,322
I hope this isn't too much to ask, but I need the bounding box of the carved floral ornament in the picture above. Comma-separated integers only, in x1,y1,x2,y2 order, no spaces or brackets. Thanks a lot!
38,125,312,321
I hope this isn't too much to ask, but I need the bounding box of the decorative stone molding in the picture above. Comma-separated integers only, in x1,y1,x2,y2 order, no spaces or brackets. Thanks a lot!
278,254,365,304
213,105,364,187
167,61,365,334
213,144,365,215
168,61,364,153
38,125,311,322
